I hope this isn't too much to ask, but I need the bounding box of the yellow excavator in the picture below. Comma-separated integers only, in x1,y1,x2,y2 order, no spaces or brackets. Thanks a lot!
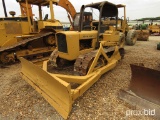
20,1,125,119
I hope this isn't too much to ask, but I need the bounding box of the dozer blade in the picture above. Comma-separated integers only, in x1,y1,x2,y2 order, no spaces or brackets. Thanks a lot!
19,57,72,119
19,44,122,119
130,64,160,105
119,64,160,119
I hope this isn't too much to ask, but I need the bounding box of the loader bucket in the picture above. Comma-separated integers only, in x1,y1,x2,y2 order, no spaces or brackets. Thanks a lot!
130,64,160,105
136,30,149,41
19,57,72,119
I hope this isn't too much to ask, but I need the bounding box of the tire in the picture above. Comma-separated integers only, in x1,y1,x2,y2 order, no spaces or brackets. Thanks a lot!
126,30,137,46
157,43,160,50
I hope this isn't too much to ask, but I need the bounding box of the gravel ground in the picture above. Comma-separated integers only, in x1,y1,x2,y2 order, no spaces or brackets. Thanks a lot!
0,36,160,120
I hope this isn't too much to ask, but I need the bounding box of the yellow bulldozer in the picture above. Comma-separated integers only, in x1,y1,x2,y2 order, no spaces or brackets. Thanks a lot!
0,0,63,64
20,1,126,119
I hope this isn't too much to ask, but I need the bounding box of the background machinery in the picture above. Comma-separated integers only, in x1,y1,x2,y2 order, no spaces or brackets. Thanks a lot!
136,24,150,41
116,4,137,45
148,19,160,36
57,0,76,29
0,0,63,64
149,24,160,35
20,1,125,119
132,20,150,41
57,0,93,31
133,18,160,36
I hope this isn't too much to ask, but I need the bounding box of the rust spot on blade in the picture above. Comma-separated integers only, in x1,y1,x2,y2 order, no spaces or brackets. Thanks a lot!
130,64,160,105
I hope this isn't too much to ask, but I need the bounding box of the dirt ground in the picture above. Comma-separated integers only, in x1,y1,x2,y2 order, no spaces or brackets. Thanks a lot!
0,36,160,120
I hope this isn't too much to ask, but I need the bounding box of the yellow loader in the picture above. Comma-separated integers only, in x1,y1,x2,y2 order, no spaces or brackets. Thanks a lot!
20,1,125,119
116,4,138,45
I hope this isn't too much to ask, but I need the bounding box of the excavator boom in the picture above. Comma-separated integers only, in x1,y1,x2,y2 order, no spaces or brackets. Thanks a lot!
58,0,76,20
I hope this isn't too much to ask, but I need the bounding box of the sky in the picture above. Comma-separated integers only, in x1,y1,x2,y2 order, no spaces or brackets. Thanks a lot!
0,0,160,22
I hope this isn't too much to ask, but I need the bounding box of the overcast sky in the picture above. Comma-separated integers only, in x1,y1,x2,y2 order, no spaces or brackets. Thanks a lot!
0,0,160,22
